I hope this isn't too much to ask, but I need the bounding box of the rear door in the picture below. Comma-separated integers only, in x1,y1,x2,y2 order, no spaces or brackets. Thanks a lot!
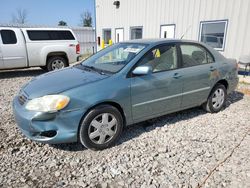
177,43,216,108
130,43,183,121
0,28,27,68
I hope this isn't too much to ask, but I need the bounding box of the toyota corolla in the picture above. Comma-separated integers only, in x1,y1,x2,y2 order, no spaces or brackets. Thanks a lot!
13,39,239,150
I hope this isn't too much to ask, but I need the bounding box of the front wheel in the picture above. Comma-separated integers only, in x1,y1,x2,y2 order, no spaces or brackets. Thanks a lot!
203,84,227,113
79,105,124,150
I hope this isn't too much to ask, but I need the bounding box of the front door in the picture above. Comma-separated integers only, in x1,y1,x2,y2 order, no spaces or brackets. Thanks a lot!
0,28,27,68
160,25,175,39
115,28,124,43
130,44,183,121
178,43,216,108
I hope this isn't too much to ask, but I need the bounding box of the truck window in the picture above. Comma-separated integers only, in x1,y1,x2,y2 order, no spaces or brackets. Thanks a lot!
0,30,17,44
27,30,75,41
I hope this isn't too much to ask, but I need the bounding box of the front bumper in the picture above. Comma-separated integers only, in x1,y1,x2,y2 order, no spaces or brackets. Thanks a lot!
12,96,84,144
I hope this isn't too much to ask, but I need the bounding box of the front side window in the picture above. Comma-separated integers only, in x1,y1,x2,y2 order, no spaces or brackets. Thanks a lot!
199,20,228,50
1,30,17,44
130,27,143,40
82,43,147,73
103,29,111,44
27,30,75,41
137,44,178,73
180,44,214,68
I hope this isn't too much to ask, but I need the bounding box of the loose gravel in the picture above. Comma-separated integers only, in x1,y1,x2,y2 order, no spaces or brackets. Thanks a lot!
0,68,250,188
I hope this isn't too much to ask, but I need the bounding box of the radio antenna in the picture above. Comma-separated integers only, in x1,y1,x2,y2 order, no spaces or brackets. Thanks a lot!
180,25,192,39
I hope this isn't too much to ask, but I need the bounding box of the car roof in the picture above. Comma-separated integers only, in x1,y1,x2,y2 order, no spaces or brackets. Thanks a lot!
122,38,202,45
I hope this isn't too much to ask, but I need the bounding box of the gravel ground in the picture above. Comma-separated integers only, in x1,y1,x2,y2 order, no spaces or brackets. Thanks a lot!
0,68,250,188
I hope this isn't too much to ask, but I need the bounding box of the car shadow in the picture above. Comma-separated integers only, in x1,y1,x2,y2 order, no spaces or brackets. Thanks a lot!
225,91,244,107
50,91,244,152
0,68,46,79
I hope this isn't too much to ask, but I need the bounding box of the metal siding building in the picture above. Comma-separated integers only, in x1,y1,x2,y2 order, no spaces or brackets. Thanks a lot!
71,27,96,55
95,0,250,60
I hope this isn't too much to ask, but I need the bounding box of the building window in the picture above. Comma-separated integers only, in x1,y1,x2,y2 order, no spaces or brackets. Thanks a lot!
103,29,111,44
199,20,228,51
0,30,17,44
130,27,143,40
160,24,175,39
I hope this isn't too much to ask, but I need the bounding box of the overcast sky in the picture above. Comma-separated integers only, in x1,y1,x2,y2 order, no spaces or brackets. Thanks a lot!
0,0,95,27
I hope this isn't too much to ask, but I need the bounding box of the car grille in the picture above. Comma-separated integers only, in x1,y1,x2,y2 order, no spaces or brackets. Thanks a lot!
18,94,28,105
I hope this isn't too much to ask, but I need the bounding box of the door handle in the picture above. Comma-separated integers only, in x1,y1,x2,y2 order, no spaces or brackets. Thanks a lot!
173,73,182,79
210,66,216,71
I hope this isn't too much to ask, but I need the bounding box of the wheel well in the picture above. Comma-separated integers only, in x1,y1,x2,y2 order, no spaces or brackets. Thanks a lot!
78,101,126,133
92,102,126,125
46,52,69,66
216,79,228,89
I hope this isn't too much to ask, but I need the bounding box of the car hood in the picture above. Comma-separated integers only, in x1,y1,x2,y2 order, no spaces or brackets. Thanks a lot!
22,66,109,99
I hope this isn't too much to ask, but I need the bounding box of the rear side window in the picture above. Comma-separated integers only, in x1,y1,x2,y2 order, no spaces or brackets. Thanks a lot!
180,44,214,67
27,30,75,41
0,30,17,44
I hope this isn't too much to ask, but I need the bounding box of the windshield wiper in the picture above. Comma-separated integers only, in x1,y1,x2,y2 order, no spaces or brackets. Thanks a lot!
81,65,107,75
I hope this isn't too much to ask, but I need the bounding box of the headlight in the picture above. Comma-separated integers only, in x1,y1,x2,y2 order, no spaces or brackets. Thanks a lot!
25,95,70,112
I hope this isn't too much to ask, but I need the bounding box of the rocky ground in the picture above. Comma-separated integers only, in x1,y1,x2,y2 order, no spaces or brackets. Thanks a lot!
0,68,250,188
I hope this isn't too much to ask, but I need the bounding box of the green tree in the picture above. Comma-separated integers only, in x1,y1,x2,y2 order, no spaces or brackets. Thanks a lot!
58,20,67,26
80,11,92,27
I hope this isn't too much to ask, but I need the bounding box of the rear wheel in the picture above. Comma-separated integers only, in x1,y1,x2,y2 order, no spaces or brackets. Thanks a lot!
47,56,67,71
203,84,227,113
79,105,124,150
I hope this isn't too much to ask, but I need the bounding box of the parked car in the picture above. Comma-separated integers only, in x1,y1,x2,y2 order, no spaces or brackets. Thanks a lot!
0,27,80,71
13,39,239,150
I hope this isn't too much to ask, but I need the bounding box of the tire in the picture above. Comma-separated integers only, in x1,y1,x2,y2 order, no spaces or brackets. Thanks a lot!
79,105,124,150
203,84,227,113
47,56,67,71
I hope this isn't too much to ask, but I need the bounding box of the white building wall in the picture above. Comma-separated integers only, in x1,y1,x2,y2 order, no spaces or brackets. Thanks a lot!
96,0,250,60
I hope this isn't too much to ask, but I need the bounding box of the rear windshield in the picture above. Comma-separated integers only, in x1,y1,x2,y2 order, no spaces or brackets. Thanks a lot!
27,30,75,41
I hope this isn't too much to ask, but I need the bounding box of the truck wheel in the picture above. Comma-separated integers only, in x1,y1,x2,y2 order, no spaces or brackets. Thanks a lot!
203,84,227,113
47,56,67,71
79,105,124,150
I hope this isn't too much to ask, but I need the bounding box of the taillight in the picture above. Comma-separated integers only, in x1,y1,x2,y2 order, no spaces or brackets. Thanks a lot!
76,44,80,54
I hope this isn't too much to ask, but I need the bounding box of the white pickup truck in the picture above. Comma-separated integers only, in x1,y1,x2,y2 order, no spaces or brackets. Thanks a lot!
0,27,80,71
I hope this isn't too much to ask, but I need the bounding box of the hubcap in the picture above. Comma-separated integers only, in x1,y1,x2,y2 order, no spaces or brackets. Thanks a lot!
51,60,65,70
212,88,225,109
88,113,118,145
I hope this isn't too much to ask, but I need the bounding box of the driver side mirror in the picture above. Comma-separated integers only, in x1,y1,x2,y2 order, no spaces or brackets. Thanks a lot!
132,65,152,76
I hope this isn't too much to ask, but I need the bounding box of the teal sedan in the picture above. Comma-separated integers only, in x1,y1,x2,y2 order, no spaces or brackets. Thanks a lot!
13,39,239,150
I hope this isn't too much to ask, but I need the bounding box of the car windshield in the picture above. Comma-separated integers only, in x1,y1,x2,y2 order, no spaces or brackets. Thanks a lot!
81,43,147,73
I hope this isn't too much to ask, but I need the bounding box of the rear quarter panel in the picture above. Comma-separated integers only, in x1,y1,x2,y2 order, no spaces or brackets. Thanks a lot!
208,45,239,94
